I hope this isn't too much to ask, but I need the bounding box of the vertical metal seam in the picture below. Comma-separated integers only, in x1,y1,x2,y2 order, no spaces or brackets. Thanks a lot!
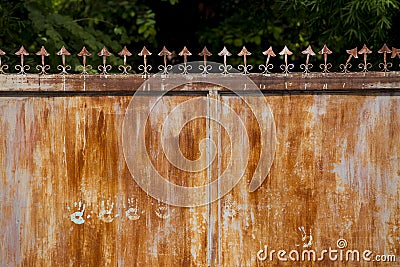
206,90,212,267
217,91,222,267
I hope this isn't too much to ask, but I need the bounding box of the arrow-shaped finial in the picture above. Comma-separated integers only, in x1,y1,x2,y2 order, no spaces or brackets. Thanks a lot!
78,46,92,74
179,46,192,63
56,46,71,75
138,46,152,78
318,44,333,73
36,46,50,75
199,46,212,75
178,46,192,74
97,46,112,75
0,49,8,74
358,44,372,73
158,46,172,75
15,46,30,75
340,47,358,73
259,46,276,75
378,44,392,72
391,47,400,58
279,46,294,75
218,46,232,75
300,45,316,74
238,46,252,74
118,46,132,75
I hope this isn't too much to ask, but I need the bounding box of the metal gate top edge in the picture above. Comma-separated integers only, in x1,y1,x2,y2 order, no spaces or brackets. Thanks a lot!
1,73,400,92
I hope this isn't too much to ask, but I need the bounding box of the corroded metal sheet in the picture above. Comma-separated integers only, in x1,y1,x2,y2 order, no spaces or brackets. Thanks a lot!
218,94,399,266
0,96,209,266
0,75,399,266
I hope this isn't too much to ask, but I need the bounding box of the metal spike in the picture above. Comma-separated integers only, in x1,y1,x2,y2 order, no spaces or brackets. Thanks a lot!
300,45,316,75
97,46,112,75
35,46,50,75
259,46,276,75
15,46,30,75
138,46,152,78
118,46,132,75
339,48,358,74
198,46,212,75
218,46,232,75
178,46,192,74
56,46,71,75
158,46,172,75
0,49,9,74
358,44,372,73
378,44,392,72
77,46,92,74
237,46,252,74
279,46,294,75
391,47,400,58
318,44,333,73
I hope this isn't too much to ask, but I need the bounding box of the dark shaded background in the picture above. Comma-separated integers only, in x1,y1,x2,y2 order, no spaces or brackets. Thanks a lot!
1,0,399,72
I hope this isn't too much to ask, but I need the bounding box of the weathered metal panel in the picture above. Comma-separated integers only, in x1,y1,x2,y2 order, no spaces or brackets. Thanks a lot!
0,95,209,266
218,94,400,266
0,74,399,266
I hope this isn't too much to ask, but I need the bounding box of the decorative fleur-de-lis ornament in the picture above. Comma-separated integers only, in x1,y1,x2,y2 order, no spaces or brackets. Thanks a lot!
340,48,358,74
318,44,333,73
259,46,276,75
15,46,30,75
97,46,112,75
237,46,252,74
218,46,232,75
358,44,372,73
0,49,9,74
158,46,172,75
279,46,294,75
198,46,212,75
391,47,400,68
178,46,192,75
138,46,152,78
118,46,132,75
56,46,71,75
378,44,392,72
77,46,92,74
35,46,50,75
300,45,315,75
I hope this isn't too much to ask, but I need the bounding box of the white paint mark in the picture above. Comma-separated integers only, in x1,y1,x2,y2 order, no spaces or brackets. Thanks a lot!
98,200,119,223
155,203,170,219
296,226,313,248
125,198,140,221
68,201,86,225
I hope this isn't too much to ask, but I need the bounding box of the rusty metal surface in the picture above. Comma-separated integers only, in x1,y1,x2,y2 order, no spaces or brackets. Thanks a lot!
218,94,400,266
1,73,400,92
0,95,209,266
0,74,399,266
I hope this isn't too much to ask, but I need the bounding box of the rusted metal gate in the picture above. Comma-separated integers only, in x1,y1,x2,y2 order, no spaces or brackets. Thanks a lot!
0,73,399,266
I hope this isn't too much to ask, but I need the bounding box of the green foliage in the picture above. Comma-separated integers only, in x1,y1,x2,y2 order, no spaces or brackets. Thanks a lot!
0,0,168,73
198,0,400,67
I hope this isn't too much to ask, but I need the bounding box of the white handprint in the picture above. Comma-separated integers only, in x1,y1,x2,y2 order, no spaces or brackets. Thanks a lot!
155,202,170,219
67,201,87,225
125,198,141,221
98,200,119,223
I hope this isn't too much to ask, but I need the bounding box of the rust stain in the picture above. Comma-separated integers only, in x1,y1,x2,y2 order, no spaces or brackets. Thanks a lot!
0,74,399,266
